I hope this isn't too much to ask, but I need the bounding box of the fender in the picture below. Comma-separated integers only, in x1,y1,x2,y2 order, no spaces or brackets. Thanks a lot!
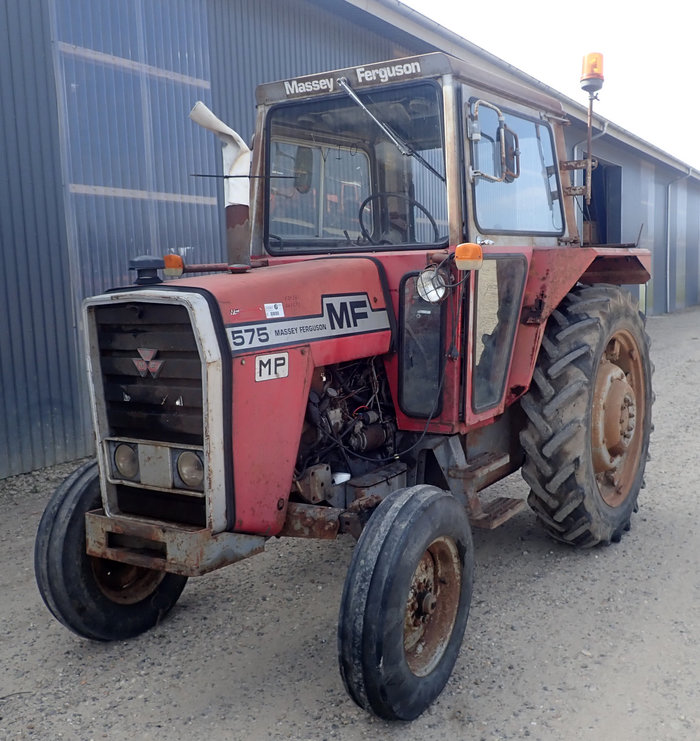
177,258,394,534
506,246,651,405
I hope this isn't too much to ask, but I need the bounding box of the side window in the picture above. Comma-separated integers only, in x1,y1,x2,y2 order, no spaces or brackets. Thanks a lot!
468,101,563,234
472,257,527,411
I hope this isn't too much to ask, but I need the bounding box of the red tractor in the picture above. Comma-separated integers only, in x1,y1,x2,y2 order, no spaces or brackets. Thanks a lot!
35,52,652,720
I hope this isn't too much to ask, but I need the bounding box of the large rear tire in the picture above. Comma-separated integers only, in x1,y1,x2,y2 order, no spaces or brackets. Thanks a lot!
34,461,188,641
520,285,653,546
338,485,473,720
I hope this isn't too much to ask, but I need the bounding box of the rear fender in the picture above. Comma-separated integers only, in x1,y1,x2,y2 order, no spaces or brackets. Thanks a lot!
506,247,650,405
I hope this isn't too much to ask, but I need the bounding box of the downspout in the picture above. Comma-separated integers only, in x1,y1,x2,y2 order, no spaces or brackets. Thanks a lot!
665,168,692,313
572,121,609,243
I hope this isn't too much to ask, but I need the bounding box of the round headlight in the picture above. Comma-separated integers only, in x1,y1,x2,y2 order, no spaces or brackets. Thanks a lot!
114,443,139,479
177,451,204,489
416,266,449,303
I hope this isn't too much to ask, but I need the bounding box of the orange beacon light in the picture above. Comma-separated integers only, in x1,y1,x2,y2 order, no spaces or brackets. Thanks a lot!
581,52,604,94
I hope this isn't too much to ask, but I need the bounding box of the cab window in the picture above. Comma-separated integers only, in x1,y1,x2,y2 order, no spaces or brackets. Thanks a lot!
266,82,448,253
468,101,563,235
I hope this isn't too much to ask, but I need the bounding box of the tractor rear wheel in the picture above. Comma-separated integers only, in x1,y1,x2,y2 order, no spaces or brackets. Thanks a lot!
520,284,653,546
338,485,473,720
35,460,188,641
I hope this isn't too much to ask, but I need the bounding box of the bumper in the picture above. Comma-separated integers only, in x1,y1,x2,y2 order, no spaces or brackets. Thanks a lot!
85,510,266,577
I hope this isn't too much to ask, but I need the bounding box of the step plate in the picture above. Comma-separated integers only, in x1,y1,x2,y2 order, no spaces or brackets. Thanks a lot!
470,497,526,529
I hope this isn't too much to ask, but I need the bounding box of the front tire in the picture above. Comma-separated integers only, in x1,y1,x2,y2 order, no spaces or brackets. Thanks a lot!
338,486,473,720
34,460,188,641
520,285,653,546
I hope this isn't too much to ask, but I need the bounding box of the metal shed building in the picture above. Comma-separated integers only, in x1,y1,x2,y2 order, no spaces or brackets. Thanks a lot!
1,0,698,478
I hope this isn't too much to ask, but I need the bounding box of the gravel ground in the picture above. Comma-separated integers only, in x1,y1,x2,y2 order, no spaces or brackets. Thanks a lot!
1,306,698,741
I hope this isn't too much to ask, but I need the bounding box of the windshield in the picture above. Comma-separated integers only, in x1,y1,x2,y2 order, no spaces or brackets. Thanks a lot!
265,81,448,253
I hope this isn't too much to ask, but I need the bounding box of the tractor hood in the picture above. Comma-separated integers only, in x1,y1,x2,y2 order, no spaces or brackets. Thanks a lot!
174,257,395,365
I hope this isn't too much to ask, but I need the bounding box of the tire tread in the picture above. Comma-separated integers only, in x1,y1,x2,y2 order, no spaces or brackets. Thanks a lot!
519,284,653,546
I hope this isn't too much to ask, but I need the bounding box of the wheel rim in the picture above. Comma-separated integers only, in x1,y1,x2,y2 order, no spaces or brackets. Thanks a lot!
591,329,646,507
91,557,166,605
403,536,462,677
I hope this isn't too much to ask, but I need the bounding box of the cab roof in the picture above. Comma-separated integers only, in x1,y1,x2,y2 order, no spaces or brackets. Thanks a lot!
255,52,564,116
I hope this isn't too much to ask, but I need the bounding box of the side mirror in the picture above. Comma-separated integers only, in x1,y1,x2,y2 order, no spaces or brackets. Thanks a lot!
468,100,520,184
294,146,313,194
499,124,520,183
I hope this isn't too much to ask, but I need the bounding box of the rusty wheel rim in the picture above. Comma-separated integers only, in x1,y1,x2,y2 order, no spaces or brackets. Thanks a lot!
591,329,646,507
404,536,462,677
91,558,166,605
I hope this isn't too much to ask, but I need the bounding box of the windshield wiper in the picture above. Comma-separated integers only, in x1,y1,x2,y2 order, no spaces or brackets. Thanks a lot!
336,77,445,183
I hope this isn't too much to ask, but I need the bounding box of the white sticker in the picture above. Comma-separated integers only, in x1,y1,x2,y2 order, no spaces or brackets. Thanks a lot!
255,352,289,381
265,302,285,318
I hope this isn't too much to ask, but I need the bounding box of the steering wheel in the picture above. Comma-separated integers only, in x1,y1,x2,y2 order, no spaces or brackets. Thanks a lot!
358,192,440,245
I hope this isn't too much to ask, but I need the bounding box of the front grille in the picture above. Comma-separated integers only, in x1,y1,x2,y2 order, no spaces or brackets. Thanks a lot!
115,484,206,527
94,302,203,445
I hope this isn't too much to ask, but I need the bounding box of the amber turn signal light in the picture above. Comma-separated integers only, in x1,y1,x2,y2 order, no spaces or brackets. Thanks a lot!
455,242,483,271
163,253,185,277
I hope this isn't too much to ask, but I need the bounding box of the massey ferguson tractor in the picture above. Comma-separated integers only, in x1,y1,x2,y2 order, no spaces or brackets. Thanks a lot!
35,52,653,720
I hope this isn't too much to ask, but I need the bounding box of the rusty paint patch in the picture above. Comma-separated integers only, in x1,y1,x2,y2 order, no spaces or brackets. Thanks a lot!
278,502,340,539
338,494,383,539
85,510,265,577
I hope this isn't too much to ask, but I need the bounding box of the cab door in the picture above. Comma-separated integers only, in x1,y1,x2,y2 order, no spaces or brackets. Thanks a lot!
461,86,565,425
464,248,529,426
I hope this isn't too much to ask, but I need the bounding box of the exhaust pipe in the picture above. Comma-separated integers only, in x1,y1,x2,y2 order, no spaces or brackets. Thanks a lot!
190,101,251,267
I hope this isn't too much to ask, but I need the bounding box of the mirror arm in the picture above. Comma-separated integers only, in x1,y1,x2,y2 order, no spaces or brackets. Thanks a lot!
469,99,507,183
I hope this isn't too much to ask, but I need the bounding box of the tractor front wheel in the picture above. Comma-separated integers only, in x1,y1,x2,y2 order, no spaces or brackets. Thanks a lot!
34,460,188,641
338,485,473,720
520,285,653,546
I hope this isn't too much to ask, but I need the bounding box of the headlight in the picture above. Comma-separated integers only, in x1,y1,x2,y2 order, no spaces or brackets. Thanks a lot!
416,266,449,303
114,443,139,479
177,451,204,489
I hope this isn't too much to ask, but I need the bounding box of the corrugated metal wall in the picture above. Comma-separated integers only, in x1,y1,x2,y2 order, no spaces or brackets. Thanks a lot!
683,183,700,308
0,0,88,477
50,0,222,301
669,179,700,311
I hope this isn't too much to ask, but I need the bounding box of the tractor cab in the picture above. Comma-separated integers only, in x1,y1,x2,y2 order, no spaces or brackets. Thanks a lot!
254,53,570,258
